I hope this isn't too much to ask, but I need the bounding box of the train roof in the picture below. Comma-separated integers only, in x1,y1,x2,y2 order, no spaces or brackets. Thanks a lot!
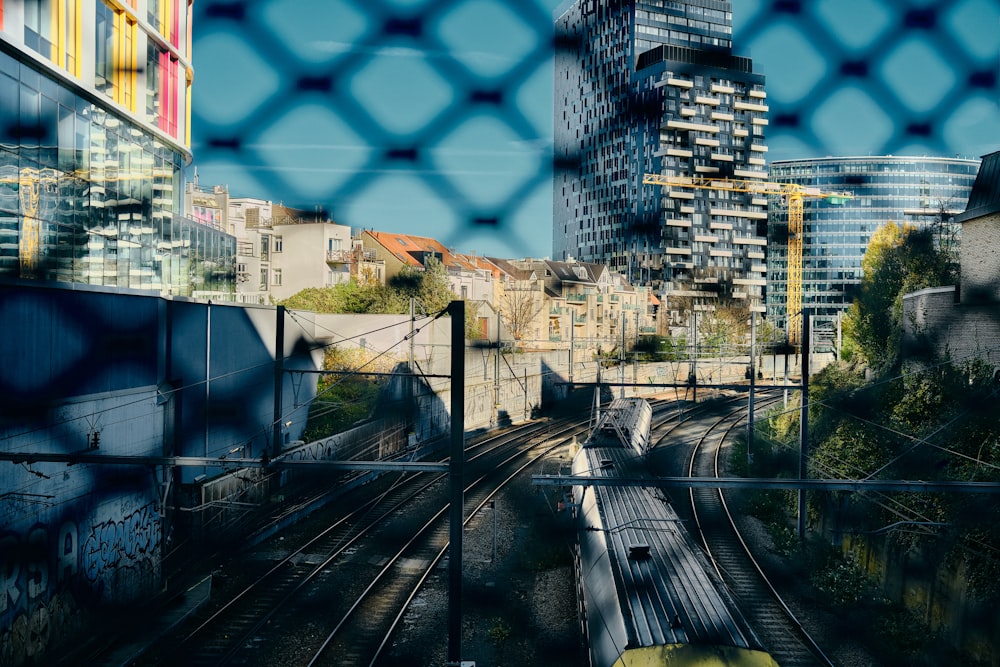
583,398,651,451
573,445,762,657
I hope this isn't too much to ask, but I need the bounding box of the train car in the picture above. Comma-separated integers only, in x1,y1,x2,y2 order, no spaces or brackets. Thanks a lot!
571,398,777,667
588,396,653,458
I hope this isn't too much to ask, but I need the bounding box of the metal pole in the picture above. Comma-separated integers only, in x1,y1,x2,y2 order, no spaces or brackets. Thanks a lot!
409,298,416,423
523,368,528,419
272,305,285,458
837,309,843,359
569,322,575,384
748,312,756,467
783,332,789,409
634,310,639,394
797,309,810,539
494,312,500,425
620,311,626,399
205,301,211,458
447,300,465,665
692,311,698,402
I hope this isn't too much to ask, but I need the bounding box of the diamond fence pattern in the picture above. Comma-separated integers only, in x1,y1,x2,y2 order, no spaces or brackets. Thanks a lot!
192,0,999,253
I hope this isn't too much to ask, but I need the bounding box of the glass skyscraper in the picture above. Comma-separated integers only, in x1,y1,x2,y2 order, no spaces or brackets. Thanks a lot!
0,1,234,295
767,155,980,330
553,0,769,323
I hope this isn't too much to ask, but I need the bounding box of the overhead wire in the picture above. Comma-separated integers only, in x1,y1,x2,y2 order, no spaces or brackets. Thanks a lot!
0,303,448,451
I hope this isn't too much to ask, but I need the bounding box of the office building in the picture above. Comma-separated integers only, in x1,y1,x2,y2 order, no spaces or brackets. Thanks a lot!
0,1,234,294
767,155,980,332
553,0,769,321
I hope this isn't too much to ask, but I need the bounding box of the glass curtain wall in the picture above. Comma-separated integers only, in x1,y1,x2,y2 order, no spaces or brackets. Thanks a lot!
0,49,233,295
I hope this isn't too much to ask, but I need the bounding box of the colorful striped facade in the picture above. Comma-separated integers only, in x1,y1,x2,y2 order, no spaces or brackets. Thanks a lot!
0,1,234,295
3,0,190,148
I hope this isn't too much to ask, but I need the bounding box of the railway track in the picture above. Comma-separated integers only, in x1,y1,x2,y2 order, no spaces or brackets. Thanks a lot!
306,423,578,666
670,394,837,667
135,417,586,667
109,391,846,666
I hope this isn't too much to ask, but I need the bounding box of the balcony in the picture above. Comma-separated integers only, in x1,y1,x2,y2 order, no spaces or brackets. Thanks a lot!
327,249,353,264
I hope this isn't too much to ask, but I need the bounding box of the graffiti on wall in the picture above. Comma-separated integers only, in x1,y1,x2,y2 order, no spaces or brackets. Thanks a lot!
82,504,161,590
0,502,161,665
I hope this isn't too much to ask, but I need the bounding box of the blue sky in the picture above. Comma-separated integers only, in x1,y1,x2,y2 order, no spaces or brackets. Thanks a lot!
188,0,1000,259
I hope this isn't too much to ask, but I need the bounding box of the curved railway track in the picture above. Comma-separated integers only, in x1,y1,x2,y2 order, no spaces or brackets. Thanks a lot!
117,392,848,667
667,393,836,667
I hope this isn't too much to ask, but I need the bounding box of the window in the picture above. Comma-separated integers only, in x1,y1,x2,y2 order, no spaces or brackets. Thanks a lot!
273,269,282,286
94,1,116,98
259,268,268,290
146,43,161,124
24,0,55,57
147,0,160,30
273,236,283,252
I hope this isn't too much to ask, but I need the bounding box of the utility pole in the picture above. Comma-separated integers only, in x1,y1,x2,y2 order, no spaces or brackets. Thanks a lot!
272,305,284,458
690,311,698,402
494,311,501,424
797,310,810,539
205,300,212,459
620,311,626,399
634,310,639,393
409,298,416,422
447,300,465,665
747,311,756,467
569,322,575,384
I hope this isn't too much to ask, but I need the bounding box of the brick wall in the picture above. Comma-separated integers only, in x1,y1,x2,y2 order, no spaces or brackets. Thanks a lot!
903,285,1000,370
959,212,1000,304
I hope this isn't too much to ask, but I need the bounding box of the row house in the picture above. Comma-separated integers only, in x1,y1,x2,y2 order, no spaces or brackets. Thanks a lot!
361,230,497,302
486,257,659,353
185,184,658,350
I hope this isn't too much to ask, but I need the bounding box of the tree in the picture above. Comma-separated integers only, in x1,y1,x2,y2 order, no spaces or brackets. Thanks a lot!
280,281,408,314
498,281,542,342
695,301,751,355
842,222,958,369
280,257,458,316
388,256,455,315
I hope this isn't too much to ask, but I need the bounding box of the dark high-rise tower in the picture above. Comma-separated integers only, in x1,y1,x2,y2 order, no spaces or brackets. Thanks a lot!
554,1,768,324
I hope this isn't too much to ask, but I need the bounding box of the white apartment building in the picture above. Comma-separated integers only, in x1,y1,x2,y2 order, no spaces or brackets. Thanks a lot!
185,182,358,303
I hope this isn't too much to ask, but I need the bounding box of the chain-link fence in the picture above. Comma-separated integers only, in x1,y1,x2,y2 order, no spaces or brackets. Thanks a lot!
190,0,999,256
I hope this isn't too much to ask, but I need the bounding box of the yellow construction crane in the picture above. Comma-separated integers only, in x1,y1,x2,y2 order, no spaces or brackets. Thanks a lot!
643,173,852,345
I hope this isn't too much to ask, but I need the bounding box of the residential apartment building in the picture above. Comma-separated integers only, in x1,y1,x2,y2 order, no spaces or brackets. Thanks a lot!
487,256,657,352
184,181,361,302
767,156,980,335
362,230,496,304
0,0,234,295
553,0,768,318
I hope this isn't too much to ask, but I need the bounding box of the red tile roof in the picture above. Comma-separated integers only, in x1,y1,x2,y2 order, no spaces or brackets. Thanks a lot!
365,231,478,271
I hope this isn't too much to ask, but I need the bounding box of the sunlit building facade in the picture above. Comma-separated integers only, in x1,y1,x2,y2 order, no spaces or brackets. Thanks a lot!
767,155,980,332
0,0,234,295
553,1,769,321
